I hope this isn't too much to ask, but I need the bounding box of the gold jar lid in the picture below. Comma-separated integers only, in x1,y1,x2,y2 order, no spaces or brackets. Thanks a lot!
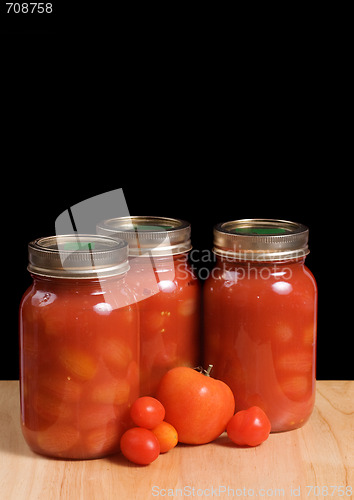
213,219,310,261
96,216,192,257
28,234,129,278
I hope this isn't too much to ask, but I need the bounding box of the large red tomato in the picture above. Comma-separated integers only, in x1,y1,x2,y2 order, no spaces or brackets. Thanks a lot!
156,365,235,444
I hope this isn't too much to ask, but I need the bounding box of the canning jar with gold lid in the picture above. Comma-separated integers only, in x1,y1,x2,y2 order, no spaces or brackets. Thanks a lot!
204,219,317,432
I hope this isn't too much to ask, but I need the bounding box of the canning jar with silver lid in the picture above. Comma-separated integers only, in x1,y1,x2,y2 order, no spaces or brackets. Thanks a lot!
19,234,139,458
97,216,201,396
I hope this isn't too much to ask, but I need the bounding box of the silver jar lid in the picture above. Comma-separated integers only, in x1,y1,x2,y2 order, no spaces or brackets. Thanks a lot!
96,216,192,257
213,219,310,261
28,234,129,278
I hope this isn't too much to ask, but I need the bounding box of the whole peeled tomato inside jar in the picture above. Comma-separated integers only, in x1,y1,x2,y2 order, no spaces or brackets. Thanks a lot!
203,219,317,432
97,216,201,396
19,235,139,459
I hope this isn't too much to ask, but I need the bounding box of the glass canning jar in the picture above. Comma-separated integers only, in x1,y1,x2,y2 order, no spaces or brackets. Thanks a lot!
19,235,139,459
203,219,318,432
97,216,201,396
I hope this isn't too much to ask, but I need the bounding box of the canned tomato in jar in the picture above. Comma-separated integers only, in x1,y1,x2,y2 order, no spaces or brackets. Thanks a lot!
97,216,201,396
19,235,139,459
203,219,317,432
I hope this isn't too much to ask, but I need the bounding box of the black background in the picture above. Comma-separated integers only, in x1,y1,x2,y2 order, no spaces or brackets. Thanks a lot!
4,174,353,381
2,8,352,381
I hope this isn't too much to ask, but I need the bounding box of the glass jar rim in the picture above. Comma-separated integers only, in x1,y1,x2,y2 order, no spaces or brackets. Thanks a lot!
96,216,192,257
213,219,310,261
27,234,129,278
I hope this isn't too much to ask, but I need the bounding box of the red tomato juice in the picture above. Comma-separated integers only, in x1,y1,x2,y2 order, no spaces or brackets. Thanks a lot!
127,255,201,396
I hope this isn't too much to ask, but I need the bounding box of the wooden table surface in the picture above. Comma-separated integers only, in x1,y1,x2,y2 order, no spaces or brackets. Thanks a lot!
0,380,353,500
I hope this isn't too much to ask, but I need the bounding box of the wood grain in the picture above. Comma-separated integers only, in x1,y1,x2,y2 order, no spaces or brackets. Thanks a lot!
0,381,353,500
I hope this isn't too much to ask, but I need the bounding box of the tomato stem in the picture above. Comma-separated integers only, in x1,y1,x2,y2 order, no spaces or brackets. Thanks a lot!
194,364,214,377
205,364,213,376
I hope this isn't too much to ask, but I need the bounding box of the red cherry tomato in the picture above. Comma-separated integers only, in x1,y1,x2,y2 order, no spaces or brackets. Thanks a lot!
226,406,271,447
120,427,160,465
130,396,165,429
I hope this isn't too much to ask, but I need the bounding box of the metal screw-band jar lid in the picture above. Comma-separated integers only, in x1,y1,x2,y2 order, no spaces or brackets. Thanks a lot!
213,219,310,261
28,234,129,278
96,216,192,257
